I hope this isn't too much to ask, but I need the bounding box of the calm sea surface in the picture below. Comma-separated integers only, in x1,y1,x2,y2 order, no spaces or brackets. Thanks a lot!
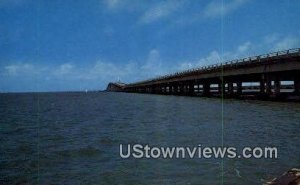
0,92,299,185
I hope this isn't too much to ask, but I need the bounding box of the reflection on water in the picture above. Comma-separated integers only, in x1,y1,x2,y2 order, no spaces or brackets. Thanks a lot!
0,92,299,184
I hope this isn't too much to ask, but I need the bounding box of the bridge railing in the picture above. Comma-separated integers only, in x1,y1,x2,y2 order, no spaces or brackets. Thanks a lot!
127,48,300,86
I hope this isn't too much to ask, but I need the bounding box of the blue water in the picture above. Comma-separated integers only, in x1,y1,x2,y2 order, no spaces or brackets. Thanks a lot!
0,92,299,184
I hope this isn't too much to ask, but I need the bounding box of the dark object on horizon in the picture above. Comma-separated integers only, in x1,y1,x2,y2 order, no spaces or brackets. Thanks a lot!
264,168,300,185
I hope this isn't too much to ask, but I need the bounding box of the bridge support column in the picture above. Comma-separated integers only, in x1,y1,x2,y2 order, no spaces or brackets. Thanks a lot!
153,86,156,94
183,84,186,95
196,84,200,93
218,82,225,96
172,83,178,95
188,81,195,96
179,83,184,95
274,79,281,96
175,84,179,94
266,80,272,95
174,84,179,95
185,84,188,95
260,79,265,94
228,82,234,95
150,85,155,94
153,86,157,94
236,82,242,96
203,83,210,97
294,76,300,94
157,86,162,94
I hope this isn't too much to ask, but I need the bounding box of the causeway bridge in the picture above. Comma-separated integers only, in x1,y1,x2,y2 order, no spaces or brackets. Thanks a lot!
107,48,300,100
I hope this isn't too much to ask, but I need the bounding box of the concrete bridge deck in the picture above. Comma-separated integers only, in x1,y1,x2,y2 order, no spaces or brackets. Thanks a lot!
107,48,300,100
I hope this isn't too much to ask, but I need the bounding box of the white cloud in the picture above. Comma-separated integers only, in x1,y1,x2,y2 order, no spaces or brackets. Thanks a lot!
103,0,122,9
204,0,247,18
103,0,145,12
172,32,300,72
197,51,222,66
87,61,123,80
273,36,300,51
237,41,251,53
1,49,166,88
155,0,249,35
54,63,74,76
178,62,193,70
141,49,161,72
263,33,280,45
139,1,184,24
172,41,253,71
4,63,41,76
260,33,300,52
4,65,19,76
172,50,222,71
139,49,177,80
1,61,137,90
221,41,254,60
102,0,247,29
74,49,166,82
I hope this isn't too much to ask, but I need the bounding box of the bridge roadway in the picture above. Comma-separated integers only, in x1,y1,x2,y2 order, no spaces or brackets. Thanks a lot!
107,48,300,99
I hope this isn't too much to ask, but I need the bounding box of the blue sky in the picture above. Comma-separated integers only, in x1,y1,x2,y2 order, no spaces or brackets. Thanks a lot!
0,0,300,92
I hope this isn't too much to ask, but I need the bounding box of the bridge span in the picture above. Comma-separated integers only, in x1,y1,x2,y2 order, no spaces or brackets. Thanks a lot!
107,48,300,100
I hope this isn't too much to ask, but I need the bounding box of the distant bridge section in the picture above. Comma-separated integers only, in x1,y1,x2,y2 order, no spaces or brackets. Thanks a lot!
107,48,300,100
106,82,125,92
